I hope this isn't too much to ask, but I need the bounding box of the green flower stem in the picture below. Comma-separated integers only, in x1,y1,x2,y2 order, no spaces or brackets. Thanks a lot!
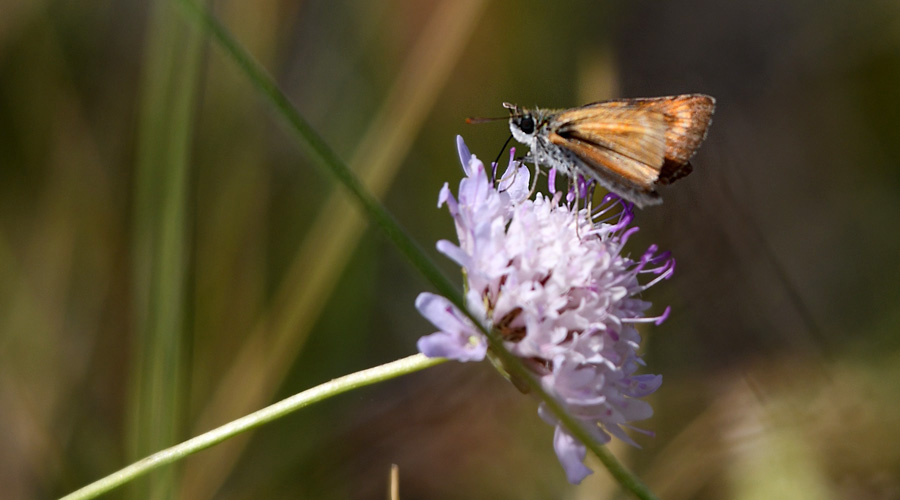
60,354,446,500
177,2,660,498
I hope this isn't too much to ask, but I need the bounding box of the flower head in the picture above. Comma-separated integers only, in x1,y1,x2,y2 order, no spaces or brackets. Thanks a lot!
416,136,674,484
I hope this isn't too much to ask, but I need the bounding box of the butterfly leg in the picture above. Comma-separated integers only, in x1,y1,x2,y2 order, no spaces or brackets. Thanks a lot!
570,175,583,239
526,163,541,198
496,160,520,188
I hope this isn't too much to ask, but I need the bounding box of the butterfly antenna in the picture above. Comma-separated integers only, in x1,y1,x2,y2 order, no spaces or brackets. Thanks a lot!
465,115,508,124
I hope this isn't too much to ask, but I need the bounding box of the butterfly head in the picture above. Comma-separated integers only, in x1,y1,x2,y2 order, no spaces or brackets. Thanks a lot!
503,102,538,145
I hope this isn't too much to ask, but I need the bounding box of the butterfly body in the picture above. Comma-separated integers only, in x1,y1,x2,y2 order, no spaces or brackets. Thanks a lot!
506,94,715,207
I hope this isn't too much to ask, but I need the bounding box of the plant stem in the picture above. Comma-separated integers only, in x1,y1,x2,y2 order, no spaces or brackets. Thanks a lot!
61,355,446,500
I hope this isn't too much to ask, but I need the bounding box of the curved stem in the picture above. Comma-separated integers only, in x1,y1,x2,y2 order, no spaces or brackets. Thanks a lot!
60,354,446,500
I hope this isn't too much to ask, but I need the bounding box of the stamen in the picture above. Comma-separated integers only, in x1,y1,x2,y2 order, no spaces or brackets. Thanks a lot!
623,424,656,438
638,257,674,276
641,265,675,290
617,226,640,247
621,306,670,325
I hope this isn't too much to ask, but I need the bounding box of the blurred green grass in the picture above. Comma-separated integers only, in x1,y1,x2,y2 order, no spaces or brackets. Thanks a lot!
1,0,899,499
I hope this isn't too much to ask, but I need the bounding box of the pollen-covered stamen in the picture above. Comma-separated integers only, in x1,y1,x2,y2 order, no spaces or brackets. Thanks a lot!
484,274,508,311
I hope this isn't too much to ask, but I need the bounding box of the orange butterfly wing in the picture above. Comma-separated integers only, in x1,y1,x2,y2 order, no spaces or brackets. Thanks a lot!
549,94,715,189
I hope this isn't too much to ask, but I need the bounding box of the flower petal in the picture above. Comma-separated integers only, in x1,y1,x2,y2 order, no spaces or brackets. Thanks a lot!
456,135,472,171
416,331,486,361
553,426,593,485
415,293,486,361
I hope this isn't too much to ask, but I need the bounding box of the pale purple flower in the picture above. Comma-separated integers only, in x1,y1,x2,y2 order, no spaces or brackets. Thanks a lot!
416,136,673,484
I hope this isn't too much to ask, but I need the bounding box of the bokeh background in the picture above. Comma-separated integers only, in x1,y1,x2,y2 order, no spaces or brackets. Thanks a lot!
2,0,899,498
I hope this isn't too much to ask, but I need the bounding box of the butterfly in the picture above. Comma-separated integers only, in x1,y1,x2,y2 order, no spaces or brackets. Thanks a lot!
504,94,715,207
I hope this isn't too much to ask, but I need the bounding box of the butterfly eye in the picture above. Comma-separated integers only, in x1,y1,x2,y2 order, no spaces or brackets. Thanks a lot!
519,114,535,135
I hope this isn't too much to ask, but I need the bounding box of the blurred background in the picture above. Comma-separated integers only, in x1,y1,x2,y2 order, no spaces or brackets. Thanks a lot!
2,0,899,498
